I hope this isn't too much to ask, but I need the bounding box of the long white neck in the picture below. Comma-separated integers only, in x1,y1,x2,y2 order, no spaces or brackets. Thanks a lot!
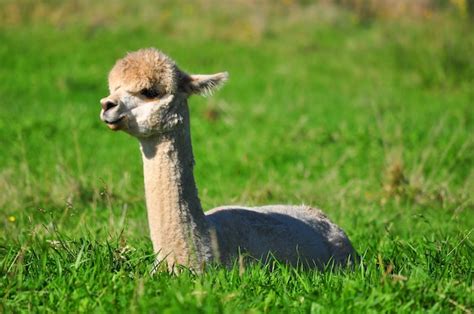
138,102,213,269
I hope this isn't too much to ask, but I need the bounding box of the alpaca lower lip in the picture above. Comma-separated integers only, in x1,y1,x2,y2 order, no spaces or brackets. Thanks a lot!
105,116,125,130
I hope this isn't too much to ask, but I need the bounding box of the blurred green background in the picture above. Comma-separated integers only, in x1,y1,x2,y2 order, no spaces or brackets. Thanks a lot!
0,0,473,312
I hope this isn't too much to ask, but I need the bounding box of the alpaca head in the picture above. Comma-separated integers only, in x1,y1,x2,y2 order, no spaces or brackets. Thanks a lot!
100,48,228,138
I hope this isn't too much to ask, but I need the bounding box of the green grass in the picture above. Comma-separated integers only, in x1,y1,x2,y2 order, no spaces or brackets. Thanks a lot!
0,1,473,312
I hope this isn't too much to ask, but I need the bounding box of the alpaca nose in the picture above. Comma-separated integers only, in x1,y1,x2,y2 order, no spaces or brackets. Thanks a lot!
100,98,118,112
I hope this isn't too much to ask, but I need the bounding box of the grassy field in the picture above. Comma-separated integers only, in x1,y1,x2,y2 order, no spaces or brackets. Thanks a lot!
0,1,473,312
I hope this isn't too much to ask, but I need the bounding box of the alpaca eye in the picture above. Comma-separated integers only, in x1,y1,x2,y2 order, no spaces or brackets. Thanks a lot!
140,88,160,98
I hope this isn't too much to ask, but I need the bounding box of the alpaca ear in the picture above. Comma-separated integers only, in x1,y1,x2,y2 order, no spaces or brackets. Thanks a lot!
184,72,229,96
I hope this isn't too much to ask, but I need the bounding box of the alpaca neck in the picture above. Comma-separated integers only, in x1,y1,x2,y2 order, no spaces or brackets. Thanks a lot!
138,103,212,268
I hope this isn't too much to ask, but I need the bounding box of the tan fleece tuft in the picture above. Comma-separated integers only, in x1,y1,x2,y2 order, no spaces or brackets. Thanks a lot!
108,48,178,95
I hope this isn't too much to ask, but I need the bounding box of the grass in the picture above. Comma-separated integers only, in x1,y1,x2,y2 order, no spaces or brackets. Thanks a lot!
0,1,473,312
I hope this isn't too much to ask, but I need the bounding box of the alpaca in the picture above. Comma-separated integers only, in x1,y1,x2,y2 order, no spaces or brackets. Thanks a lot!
99,48,356,270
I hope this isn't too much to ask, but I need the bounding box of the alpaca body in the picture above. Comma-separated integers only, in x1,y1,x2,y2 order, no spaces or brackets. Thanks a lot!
100,48,357,270
206,205,355,267
138,106,354,269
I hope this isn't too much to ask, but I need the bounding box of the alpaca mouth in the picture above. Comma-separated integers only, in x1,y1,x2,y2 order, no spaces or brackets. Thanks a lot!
105,116,125,130
105,116,124,125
